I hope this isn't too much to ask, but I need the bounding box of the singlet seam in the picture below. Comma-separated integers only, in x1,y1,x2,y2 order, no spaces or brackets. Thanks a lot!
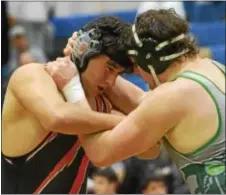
211,60,226,76
184,70,225,95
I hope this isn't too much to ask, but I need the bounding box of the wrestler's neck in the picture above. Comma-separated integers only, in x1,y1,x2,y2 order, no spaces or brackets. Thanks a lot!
159,54,201,83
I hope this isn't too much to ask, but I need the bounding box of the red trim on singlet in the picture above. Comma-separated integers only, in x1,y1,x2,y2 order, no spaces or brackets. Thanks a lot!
33,95,111,193
68,95,112,193
26,133,58,162
33,139,81,194
99,95,112,113
69,155,89,193
95,95,103,112
95,94,112,113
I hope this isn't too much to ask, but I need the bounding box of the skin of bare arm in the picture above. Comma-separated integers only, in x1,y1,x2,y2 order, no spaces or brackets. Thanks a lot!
110,108,162,160
9,63,124,135
104,76,147,114
79,82,188,166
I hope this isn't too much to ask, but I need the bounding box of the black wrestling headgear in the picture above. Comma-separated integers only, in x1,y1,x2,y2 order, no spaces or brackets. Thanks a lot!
128,24,189,85
71,27,133,73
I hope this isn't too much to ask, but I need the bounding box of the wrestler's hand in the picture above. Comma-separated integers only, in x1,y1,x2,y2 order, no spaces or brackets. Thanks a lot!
45,57,78,91
63,32,78,56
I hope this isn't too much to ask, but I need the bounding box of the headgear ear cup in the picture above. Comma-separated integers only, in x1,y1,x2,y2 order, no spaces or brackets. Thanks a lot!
70,28,102,73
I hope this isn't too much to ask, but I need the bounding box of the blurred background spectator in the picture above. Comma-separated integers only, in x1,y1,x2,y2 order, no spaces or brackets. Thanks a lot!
118,158,149,194
91,167,119,194
2,1,225,193
7,2,54,56
140,164,173,194
8,25,47,73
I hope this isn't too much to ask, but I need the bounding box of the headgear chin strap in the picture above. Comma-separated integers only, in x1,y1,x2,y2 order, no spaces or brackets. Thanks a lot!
128,24,189,86
148,65,161,86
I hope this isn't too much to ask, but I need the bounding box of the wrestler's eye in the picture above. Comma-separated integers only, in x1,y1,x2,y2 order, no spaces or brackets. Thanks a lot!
105,61,117,72
106,65,115,72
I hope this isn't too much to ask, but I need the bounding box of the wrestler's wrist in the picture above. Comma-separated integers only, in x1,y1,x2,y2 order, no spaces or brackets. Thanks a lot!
62,75,85,103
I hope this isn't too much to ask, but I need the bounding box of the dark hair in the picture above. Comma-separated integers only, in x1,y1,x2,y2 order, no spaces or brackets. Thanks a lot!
81,16,134,72
92,167,118,183
140,165,174,193
120,9,199,73
137,9,197,52
140,172,168,191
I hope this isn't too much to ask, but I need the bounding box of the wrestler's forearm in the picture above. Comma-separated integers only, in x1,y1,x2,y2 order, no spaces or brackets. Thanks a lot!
50,101,124,135
79,112,161,166
79,130,113,166
79,128,149,167
136,142,161,160
80,128,147,167
104,76,146,114
80,131,161,166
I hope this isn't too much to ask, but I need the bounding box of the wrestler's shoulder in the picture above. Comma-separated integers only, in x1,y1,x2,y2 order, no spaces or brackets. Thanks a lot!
17,63,45,72
11,63,45,78
8,63,47,88
146,78,200,103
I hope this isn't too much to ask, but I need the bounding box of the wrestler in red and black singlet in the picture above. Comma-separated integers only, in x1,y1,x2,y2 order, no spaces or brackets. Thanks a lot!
2,95,111,194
